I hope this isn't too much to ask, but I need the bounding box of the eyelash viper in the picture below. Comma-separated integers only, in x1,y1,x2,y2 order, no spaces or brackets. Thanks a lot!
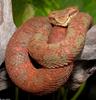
5,7,92,95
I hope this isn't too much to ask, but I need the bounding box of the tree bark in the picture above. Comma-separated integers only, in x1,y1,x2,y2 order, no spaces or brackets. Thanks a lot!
0,0,16,90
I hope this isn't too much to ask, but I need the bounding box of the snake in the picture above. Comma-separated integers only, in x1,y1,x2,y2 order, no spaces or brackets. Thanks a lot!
5,7,92,95
28,7,92,68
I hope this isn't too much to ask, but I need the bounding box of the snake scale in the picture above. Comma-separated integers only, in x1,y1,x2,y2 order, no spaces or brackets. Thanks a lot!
5,7,92,95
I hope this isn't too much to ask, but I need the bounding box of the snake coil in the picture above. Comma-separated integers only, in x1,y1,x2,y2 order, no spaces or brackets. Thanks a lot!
5,7,92,95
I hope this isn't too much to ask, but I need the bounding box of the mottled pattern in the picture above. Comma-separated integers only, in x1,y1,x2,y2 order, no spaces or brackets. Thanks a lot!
5,9,92,94
5,17,73,95
28,13,92,68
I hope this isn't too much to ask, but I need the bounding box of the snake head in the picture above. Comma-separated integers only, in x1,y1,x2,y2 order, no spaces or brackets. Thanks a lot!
48,6,79,27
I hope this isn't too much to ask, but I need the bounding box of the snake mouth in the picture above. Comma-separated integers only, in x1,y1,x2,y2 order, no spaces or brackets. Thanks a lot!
56,16,71,27
48,17,68,27
49,16,71,27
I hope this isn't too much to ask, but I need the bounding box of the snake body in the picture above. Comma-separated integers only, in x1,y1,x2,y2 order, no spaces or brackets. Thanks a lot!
28,11,92,68
5,7,92,95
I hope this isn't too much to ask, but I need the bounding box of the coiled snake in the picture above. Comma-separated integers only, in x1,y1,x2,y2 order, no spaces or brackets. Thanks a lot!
5,7,92,95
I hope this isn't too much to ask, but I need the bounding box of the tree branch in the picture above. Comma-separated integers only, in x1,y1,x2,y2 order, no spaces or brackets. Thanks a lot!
0,0,16,90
